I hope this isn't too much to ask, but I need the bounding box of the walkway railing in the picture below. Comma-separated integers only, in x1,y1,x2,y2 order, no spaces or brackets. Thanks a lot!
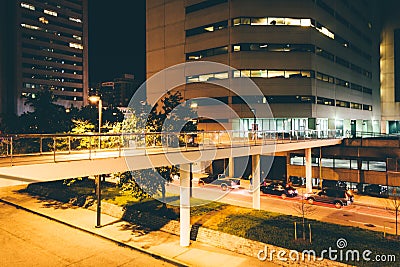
348,131,400,138
0,129,342,166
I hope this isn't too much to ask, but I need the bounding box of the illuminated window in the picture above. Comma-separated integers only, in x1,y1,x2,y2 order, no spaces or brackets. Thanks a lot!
317,97,335,106
241,70,250,77
21,23,40,30
268,17,285,25
39,17,49,24
44,9,58,17
204,26,214,32
73,35,82,40
363,104,372,111
233,70,241,78
316,25,334,39
69,42,83,50
186,21,227,37
250,70,268,78
285,70,302,78
69,17,82,23
251,18,268,26
350,103,362,109
233,18,241,26
300,19,311,27
21,2,35,10
186,46,228,60
336,100,350,108
188,55,201,60
285,18,301,26
186,72,229,83
268,70,285,78
214,72,228,79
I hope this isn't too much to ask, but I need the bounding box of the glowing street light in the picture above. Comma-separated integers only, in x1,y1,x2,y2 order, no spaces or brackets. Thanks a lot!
89,95,102,134
88,95,103,227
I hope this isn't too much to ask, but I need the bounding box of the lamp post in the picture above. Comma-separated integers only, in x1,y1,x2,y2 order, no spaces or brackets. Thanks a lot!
89,95,102,134
250,108,256,140
89,95,102,151
89,95,103,228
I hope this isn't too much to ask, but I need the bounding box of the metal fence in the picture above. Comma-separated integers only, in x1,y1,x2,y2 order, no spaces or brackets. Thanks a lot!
0,129,342,166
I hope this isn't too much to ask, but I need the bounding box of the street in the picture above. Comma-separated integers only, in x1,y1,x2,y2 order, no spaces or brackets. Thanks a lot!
0,202,174,267
166,180,398,235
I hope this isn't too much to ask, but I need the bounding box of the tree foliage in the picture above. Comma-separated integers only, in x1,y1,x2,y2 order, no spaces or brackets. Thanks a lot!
386,188,400,236
0,89,124,134
0,90,72,134
292,189,316,241
117,91,197,204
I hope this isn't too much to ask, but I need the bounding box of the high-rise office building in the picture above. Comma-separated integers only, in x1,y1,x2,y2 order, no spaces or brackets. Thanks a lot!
99,74,142,108
146,0,381,134
380,0,400,133
0,0,88,115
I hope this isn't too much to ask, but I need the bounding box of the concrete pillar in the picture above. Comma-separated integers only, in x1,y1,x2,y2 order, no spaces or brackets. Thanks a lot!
252,154,261,209
95,174,101,228
228,157,234,177
305,148,312,193
180,164,191,247
286,153,291,184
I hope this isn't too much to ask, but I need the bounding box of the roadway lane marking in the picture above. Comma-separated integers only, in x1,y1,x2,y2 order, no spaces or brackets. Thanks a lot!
348,220,392,229
346,210,394,220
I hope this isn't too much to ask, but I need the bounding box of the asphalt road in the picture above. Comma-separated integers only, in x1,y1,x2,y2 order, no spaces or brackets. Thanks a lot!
0,202,175,267
165,181,398,235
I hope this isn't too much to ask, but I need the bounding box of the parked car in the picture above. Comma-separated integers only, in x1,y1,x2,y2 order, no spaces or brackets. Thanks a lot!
289,176,304,186
364,184,388,197
304,188,353,208
322,180,348,190
260,182,298,199
198,174,240,191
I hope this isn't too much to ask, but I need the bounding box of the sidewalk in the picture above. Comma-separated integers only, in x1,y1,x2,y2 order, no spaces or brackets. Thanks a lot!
0,185,274,267
353,194,389,209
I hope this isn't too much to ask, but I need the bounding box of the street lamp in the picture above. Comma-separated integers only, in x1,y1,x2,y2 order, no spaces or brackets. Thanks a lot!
89,95,102,134
88,95,103,228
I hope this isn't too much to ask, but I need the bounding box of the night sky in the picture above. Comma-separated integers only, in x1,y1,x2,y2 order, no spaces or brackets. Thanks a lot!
88,0,146,85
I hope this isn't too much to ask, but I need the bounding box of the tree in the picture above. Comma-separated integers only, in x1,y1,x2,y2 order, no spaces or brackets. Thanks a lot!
0,90,72,134
292,189,316,241
386,188,400,236
117,91,198,205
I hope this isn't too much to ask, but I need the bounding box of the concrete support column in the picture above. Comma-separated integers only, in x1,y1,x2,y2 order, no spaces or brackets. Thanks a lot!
305,148,312,193
180,164,191,247
252,154,261,210
286,153,291,184
95,174,101,228
228,157,234,177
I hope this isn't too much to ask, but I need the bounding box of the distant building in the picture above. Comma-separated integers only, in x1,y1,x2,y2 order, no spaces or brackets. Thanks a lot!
97,74,141,108
146,0,382,134
380,0,400,133
0,0,89,115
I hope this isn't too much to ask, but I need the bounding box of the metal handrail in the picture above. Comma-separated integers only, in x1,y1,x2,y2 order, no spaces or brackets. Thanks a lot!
0,129,343,166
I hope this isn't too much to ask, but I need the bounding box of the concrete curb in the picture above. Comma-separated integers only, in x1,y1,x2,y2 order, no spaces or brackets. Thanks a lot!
0,198,189,267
